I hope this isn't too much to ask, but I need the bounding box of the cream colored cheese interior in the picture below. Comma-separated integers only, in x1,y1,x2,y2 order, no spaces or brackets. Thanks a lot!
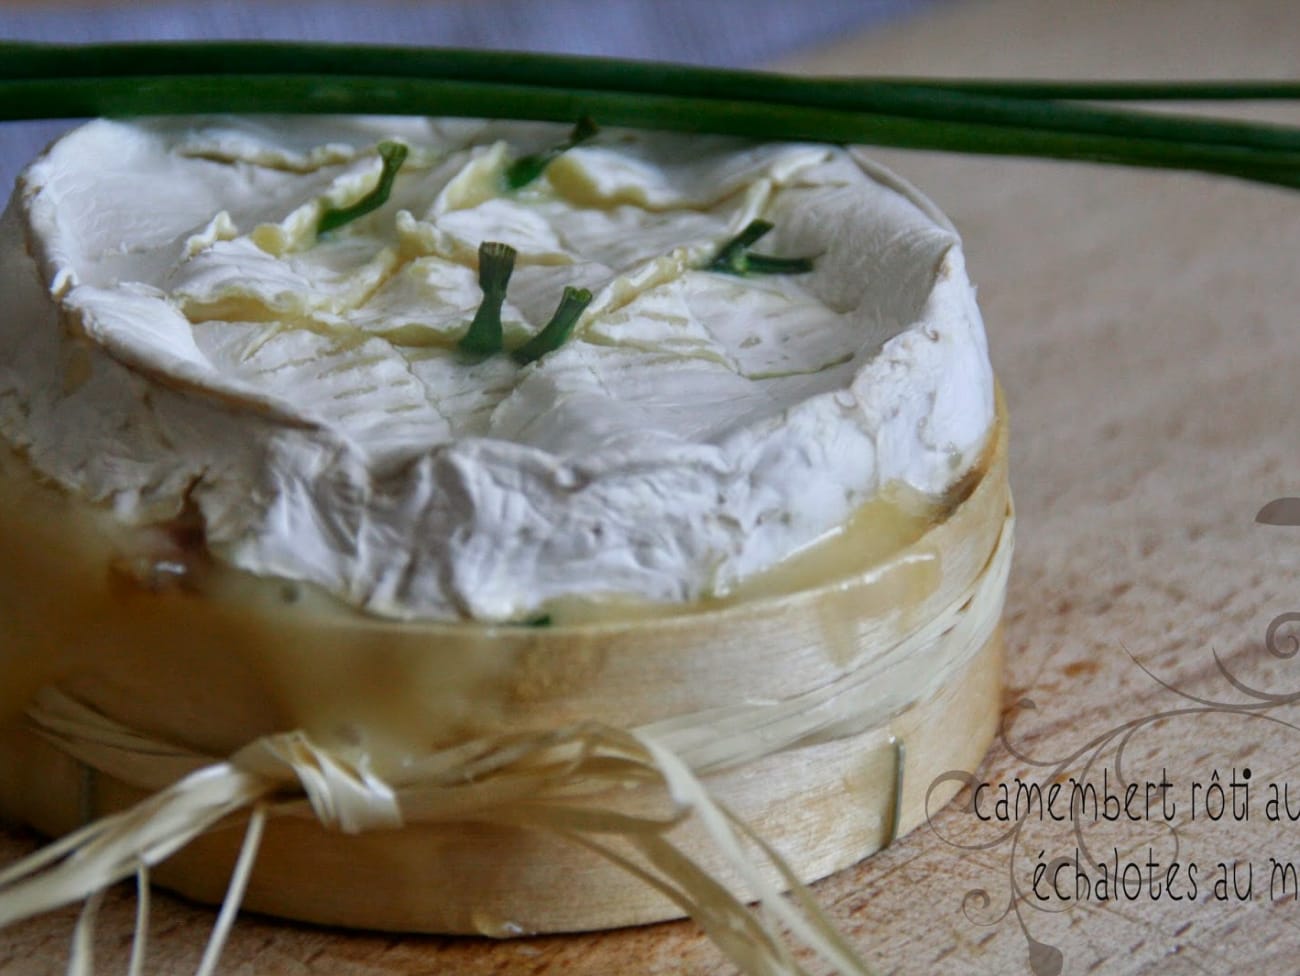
0,116,994,623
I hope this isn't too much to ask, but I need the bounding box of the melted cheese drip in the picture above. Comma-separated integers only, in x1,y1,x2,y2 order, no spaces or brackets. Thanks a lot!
0,435,946,734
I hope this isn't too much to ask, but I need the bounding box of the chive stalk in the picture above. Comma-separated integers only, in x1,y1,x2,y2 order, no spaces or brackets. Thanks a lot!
2,73,1297,189
458,242,517,357
3,42,1300,190
317,140,408,235
707,221,815,277
511,287,593,365
505,115,599,190
4,41,1297,124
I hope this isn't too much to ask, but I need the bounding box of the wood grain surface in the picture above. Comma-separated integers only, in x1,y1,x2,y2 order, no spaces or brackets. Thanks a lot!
3,1,1300,973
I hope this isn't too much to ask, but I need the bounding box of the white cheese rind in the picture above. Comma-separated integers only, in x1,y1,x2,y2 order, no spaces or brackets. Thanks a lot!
0,116,994,622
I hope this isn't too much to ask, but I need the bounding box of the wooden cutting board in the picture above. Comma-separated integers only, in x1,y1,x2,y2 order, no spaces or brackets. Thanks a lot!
3,1,1300,973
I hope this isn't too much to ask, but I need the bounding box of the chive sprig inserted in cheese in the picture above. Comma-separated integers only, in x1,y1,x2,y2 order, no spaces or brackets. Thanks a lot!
0,115,994,623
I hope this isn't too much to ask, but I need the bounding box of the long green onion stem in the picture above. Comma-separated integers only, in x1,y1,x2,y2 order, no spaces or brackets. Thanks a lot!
2,41,1300,190
903,79,1300,102
707,220,815,276
458,242,516,357
512,287,593,365
5,42,1297,111
317,140,407,234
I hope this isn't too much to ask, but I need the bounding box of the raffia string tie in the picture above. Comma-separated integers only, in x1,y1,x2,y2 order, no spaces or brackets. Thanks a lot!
0,506,1012,976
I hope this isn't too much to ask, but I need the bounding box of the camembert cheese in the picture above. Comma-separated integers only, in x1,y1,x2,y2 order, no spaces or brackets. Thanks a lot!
0,116,994,623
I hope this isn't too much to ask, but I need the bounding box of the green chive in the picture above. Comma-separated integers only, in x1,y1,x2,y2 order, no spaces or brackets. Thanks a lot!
504,115,599,190
3,42,1300,190
706,220,815,277
744,254,816,274
458,241,517,357
317,140,408,235
511,287,593,365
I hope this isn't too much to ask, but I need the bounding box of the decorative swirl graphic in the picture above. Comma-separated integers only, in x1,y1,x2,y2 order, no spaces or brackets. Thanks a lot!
924,501,1300,976
1256,497,1300,527
1266,612,1300,660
